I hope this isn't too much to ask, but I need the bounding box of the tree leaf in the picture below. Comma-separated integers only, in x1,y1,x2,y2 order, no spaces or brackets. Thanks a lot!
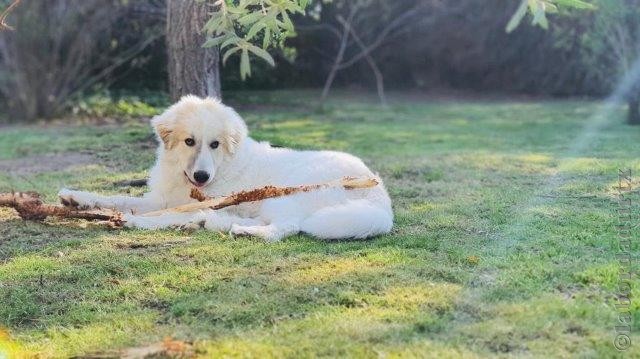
203,15,224,34
240,48,251,80
281,11,295,32
263,27,271,49
246,21,266,40
544,2,558,13
247,44,275,66
506,0,528,33
553,0,595,9
221,36,239,49
238,11,263,26
531,1,549,29
222,47,241,66
299,0,311,11
203,36,226,48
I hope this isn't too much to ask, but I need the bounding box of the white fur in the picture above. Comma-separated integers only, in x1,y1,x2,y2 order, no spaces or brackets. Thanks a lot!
58,96,393,242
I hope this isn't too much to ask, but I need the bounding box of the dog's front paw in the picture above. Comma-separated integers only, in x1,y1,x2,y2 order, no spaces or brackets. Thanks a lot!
179,220,205,232
122,213,172,230
229,223,249,237
58,188,97,210
122,213,147,229
230,224,283,243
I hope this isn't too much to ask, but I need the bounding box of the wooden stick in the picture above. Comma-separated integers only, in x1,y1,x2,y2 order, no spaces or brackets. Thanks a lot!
0,176,379,227
0,192,124,226
141,176,379,217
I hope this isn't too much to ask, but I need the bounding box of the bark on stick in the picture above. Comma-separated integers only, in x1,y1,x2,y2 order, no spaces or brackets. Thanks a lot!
141,176,379,217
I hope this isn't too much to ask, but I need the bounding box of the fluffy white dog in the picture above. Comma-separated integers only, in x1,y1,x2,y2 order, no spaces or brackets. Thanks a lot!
59,96,393,242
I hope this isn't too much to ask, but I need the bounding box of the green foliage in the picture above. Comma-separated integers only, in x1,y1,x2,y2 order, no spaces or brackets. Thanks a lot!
201,0,310,80
70,92,170,119
548,0,640,92
579,0,640,77
506,0,595,33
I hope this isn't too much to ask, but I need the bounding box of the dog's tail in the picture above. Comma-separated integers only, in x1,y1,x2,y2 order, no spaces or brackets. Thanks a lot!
300,199,393,240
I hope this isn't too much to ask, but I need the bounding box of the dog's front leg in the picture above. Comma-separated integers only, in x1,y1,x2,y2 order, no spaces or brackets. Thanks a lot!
58,189,162,214
123,211,206,230
124,210,262,231
230,222,300,243
202,210,264,231
229,197,303,242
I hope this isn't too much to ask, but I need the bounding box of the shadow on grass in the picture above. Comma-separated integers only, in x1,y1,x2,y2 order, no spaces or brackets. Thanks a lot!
0,222,470,356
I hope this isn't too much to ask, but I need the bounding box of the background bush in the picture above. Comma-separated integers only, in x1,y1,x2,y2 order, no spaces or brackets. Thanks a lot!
0,0,162,121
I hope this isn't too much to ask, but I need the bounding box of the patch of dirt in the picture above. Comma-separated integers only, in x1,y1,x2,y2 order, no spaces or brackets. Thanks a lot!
0,153,95,175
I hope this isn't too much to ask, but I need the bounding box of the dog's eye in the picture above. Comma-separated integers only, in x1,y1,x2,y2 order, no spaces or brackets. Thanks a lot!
210,140,219,149
185,138,195,147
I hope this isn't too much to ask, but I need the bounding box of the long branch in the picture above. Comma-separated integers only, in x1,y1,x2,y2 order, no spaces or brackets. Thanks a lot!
141,176,379,217
0,177,380,227
0,192,123,225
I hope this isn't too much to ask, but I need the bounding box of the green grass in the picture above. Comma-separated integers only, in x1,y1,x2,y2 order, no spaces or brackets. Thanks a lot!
1,90,639,358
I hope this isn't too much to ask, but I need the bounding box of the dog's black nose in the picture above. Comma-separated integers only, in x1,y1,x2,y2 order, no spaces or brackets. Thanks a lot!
193,171,210,184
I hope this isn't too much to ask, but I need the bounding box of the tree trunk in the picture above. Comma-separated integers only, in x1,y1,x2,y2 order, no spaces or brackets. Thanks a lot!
166,0,220,101
628,93,640,125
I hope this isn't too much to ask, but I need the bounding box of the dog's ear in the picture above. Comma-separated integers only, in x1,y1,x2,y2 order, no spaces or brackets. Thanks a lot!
151,114,176,149
222,106,248,155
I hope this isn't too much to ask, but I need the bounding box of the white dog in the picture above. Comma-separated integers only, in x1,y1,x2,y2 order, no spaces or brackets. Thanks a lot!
59,96,393,242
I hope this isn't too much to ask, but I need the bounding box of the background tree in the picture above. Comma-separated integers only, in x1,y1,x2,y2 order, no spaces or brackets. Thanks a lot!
203,0,593,105
300,0,448,105
166,0,309,101
6,0,634,124
166,0,221,101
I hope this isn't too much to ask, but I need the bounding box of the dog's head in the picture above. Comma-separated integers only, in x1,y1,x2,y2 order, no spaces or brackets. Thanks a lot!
150,95,247,188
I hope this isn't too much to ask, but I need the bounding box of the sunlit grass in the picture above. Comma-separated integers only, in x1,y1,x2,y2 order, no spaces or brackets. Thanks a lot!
0,91,638,357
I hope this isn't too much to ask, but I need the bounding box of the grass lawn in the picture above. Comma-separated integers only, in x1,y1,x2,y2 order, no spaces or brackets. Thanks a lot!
0,91,639,358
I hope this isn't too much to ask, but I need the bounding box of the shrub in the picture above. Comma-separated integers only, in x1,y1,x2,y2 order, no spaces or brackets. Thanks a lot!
0,0,161,122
